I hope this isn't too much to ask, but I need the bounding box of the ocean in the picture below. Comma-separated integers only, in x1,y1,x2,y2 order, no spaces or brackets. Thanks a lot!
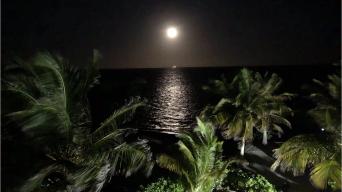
89,65,336,135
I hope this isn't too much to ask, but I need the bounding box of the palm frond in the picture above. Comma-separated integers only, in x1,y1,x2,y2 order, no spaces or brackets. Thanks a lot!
271,71,341,190
92,97,145,140
20,164,66,192
68,164,109,192
259,73,282,95
157,118,232,192
310,159,341,190
3,78,39,105
271,134,334,176
92,129,126,149
202,68,293,155
213,98,232,113
157,154,185,175
4,53,74,141
70,140,153,192
269,114,292,128
194,118,216,143
4,52,153,192
202,76,230,97
6,103,70,145
177,140,196,166
309,73,341,133
109,140,154,177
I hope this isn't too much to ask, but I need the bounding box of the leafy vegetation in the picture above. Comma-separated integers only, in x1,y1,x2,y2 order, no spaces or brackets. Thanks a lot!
216,166,277,192
139,177,184,192
3,51,153,192
271,73,341,190
201,68,293,155
309,74,341,135
5,55,337,192
157,118,236,192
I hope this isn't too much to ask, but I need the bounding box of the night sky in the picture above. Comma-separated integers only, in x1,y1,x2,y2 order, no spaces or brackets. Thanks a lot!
3,0,341,68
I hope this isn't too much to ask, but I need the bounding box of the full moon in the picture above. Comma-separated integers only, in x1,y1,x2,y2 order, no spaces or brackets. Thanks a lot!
166,27,178,39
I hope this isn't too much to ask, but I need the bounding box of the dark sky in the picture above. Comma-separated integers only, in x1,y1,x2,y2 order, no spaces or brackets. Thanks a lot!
3,0,341,68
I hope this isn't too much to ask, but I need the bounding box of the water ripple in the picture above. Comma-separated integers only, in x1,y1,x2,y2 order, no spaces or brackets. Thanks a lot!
145,69,197,133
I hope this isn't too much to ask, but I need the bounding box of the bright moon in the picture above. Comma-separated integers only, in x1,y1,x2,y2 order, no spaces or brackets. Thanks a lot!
166,27,178,39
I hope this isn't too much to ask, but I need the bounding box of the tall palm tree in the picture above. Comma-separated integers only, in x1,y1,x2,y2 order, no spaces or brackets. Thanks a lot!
271,73,341,191
3,51,153,192
201,68,293,155
157,118,237,192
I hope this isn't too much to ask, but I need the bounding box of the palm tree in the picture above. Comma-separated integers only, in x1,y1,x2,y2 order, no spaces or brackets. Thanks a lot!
271,73,341,191
3,51,153,192
201,68,293,155
157,118,236,192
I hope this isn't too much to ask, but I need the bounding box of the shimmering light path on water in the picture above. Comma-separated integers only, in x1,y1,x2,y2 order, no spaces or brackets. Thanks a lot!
147,69,197,133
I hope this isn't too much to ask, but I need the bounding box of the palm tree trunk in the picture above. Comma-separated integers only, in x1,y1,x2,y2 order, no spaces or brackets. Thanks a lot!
240,137,245,156
262,129,268,145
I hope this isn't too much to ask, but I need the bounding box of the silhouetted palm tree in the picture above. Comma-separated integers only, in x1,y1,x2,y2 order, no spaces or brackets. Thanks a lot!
157,118,236,192
201,68,293,155
271,73,341,191
3,51,153,192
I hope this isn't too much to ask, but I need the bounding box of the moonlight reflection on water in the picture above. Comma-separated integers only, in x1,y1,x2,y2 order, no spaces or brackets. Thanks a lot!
148,69,196,133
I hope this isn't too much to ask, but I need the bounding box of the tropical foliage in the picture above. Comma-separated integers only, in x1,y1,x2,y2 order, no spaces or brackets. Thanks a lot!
139,177,184,192
3,51,153,192
216,166,277,192
309,74,341,135
201,68,293,155
271,73,341,190
157,118,234,192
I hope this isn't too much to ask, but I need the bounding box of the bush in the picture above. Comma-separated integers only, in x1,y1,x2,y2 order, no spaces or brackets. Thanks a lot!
139,177,184,192
216,167,277,192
